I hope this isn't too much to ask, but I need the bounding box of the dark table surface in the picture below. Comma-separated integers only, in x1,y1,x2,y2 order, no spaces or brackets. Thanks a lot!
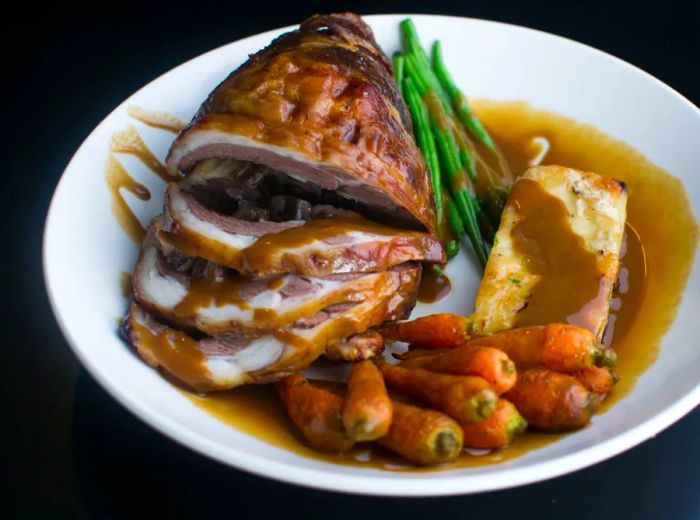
4,1,699,518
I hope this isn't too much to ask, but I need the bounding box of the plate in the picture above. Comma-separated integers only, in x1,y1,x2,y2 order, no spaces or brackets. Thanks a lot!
43,14,700,495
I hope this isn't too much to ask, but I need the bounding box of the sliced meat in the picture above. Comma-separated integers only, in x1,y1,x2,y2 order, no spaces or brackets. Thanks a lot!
159,183,305,266
234,216,444,276
165,13,437,234
160,184,443,276
121,304,285,392
132,222,413,335
324,330,385,362
123,263,418,391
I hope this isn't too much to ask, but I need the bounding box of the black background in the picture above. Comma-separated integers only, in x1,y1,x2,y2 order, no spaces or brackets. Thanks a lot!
4,1,699,518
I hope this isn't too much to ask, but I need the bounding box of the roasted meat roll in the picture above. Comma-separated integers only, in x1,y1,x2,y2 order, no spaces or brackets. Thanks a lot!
166,12,437,234
122,13,442,391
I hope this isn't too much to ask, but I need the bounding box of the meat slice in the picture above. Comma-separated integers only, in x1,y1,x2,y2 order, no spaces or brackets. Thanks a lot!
132,223,412,335
165,12,437,233
122,304,284,392
122,262,418,391
160,183,443,276
159,183,305,266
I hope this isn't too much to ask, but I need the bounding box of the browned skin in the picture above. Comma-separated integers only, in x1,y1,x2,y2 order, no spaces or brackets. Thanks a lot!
277,375,354,452
166,12,437,233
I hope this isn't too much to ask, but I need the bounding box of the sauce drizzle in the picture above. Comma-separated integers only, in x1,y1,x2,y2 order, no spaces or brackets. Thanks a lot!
110,125,178,183
417,268,452,303
105,155,150,243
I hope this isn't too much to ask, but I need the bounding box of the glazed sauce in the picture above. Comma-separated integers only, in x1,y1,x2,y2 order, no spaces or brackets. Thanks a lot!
417,267,452,303
158,227,243,267
237,215,397,272
186,101,697,470
508,178,609,333
175,276,253,315
108,109,184,244
110,125,177,183
131,315,211,391
171,270,392,330
105,155,150,243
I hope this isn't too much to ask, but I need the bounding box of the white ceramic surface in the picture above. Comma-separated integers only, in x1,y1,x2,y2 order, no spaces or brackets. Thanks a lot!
43,15,700,495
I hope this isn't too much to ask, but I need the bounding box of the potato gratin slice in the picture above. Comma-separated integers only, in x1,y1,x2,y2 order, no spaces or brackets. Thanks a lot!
470,165,628,340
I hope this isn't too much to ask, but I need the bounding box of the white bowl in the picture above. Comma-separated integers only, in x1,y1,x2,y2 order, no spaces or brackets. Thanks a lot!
43,14,700,495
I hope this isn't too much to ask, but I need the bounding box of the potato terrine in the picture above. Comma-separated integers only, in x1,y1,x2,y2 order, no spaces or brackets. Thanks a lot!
470,165,628,340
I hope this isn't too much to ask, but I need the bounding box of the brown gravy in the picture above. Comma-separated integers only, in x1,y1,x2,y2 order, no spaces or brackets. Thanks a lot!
185,100,698,470
131,316,211,391
417,267,452,303
105,155,150,243
237,215,397,272
108,109,185,244
509,178,606,331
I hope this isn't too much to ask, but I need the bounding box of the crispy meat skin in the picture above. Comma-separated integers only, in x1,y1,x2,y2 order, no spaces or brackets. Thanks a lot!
166,12,436,233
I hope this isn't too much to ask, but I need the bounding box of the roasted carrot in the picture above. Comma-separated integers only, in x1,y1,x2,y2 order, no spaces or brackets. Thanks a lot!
379,313,469,348
277,375,354,452
400,346,517,394
461,399,527,449
378,363,497,423
342,360,393,442
573,366,618,394
468,323,607,372
505,368,601,430
378,400,463,465
394,347,450,361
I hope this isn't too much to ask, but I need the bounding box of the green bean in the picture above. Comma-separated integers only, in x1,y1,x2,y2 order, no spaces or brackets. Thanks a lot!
401,77,444,236
393,53,405,87
443,189,466,247
433,126,489,267
431,41,496,152
445,240,460,259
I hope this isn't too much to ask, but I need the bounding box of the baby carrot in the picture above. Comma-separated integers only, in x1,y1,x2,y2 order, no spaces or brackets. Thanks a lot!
400,346,517,394
277,375,354,452
461,399,527,449
379,313,469,348
505,368,601,430
394,347,450,361
573,366,619,394
378,363,497,423
468,323,606,372
342,361,393,442
378,400,463,465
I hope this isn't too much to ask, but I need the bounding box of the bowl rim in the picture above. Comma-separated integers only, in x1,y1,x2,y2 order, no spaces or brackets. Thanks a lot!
43,14,700,496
